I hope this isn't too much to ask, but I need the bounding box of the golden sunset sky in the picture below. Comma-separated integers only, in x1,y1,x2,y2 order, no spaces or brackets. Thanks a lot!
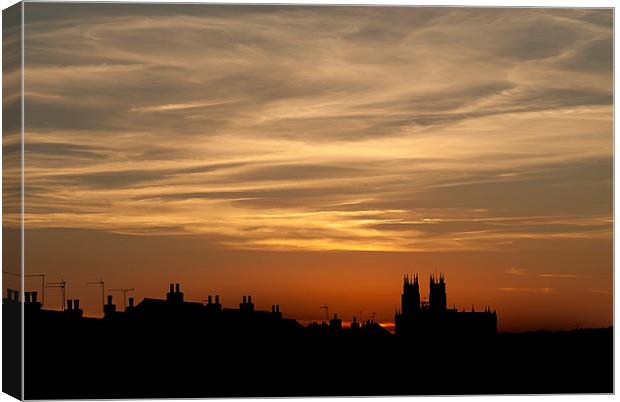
6,4,613,331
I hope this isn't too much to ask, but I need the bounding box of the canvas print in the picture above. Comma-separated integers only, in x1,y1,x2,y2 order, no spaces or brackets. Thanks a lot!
2,2,613,399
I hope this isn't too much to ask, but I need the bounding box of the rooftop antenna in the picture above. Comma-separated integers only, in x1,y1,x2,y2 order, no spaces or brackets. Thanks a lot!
45,280,66,311
108,288,135,310
320,304,329,322
86,279,105,315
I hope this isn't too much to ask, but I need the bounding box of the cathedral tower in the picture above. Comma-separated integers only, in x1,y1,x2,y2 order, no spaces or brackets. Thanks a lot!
401,273,420,316
429,273,447,311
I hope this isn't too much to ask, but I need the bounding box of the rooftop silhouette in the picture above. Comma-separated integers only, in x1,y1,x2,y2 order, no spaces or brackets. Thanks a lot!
3,275,612,399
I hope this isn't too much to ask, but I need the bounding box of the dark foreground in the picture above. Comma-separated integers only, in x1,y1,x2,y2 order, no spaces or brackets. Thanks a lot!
19,310,612,398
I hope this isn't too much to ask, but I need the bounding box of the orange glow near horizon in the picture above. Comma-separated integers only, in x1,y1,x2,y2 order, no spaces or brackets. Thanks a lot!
9,5,612,332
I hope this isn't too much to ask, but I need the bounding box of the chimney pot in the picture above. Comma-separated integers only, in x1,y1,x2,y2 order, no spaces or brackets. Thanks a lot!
6,289,12,301
107,295,113,305
12,290,19,302
276,305,280,313
32,292,38,303
74,299,80,310
169,283,174,293
272,305,275,313
128,297,134,307
25,292,31,303
208,295,212,304
67,300,73,310
215,295,220,304
243,296,247,303
248,295,252,303
175,283,180,293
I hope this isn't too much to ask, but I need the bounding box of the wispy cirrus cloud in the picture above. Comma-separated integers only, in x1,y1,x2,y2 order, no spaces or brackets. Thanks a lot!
129,99,242,113
505,267,528,276
20,6,612,253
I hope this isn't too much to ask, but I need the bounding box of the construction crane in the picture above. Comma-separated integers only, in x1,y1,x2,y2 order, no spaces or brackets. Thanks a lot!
3,271,46,307
320,304,329,322
108,288,134,310
86,279,105,315
45,280,66,311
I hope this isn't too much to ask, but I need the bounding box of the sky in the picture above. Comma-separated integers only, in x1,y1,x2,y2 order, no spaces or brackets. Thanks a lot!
7,4,613,331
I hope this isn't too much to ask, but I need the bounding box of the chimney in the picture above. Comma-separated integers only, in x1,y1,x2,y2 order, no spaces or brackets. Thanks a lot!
169,283,174,293
276,305,280,313
25,292,31,303
334,313,338,319
175,283,180,293
32,292,38,304
248,295,252,304
67,300,73,311
208,295,212,304
6,289,12,301
272,305,276,313
215,295,220,304
104,296,116,317
128,297,134,308
243,296,247,303
74,299,80,310
12,290,19,303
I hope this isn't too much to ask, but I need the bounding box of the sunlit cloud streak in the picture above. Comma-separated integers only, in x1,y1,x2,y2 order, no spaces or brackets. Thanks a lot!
585,289,612,296
497,287,558,294
538,273,583,278
505,267,528,276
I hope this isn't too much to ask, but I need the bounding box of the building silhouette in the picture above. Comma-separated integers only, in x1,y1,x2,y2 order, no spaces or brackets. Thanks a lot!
8,277,498,338
4,277,613,398
395,273,497,338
